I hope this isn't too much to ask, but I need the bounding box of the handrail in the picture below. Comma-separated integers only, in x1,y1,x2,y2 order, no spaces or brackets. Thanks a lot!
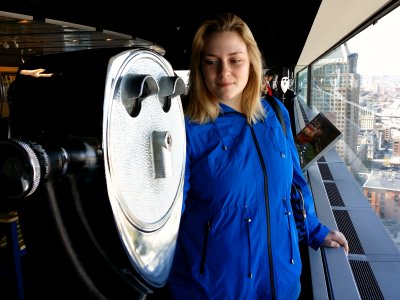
307,162,360,299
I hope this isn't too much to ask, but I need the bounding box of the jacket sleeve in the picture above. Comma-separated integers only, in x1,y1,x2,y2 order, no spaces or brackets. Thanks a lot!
278,101,330,250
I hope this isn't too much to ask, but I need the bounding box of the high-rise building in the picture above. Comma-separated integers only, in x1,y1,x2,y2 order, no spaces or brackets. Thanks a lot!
310,43,361,167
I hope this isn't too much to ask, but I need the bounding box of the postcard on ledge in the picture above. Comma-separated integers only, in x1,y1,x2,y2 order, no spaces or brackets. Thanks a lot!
294,112,342,171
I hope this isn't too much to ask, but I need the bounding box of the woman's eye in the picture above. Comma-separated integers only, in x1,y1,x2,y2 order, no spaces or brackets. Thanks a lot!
205,60,217,65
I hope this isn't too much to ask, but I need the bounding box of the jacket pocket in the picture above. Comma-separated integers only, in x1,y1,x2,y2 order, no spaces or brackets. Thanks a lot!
283,196,295,264
265,121,288,158
200,220,212,274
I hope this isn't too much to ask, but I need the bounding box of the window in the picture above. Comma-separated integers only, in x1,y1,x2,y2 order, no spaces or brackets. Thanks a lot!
305,6,400,250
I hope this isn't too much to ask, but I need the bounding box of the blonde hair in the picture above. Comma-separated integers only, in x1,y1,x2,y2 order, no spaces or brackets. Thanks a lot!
185,12,265,124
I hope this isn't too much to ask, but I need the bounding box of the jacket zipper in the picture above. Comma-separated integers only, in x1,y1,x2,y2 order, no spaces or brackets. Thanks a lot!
200,220,211,274
250,125,276,300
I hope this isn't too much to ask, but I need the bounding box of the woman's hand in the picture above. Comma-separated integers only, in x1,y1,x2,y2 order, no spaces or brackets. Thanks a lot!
322,230,349,254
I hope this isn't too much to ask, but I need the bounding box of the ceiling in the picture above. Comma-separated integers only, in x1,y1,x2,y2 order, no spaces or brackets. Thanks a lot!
0,0,324,71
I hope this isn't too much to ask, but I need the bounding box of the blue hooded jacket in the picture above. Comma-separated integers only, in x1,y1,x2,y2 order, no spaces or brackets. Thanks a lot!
166,98,330,299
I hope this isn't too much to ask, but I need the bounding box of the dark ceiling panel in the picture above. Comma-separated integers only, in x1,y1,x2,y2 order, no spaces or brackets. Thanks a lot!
0,0,322,71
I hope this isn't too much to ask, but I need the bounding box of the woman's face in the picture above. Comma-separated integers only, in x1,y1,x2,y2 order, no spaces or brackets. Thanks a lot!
201,31,250,109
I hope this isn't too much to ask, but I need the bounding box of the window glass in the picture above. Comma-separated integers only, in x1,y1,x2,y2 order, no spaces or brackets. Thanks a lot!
308,6,400,250
296,67,308,101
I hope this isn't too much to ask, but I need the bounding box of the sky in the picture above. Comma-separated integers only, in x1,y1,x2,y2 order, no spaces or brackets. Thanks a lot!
346,6,400,76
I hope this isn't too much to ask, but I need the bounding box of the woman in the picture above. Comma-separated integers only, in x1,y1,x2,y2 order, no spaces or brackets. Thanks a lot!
165,12,348,299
